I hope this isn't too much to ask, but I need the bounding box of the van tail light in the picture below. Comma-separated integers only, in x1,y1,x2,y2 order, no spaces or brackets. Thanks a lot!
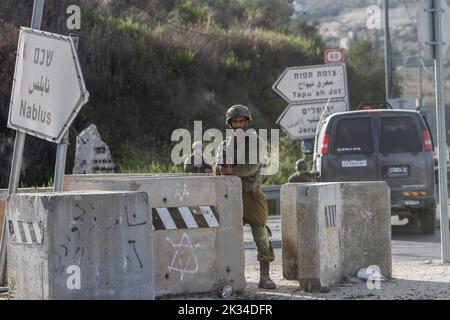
321,134,330,155
422,130,433,152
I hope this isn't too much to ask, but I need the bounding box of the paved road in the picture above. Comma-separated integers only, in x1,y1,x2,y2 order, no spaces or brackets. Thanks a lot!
243,215,448,267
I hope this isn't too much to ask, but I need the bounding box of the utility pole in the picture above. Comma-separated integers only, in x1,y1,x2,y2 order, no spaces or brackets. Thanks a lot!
384,0,393,100
418,42,424,111
432,0,450,263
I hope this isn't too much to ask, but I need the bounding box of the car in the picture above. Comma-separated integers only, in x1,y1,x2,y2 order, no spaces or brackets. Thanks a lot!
312,102,436,233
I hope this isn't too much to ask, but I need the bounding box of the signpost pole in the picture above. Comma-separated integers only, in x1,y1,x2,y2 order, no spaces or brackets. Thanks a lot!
53,34,79,192
0,0,45,286
384,0,392,101
53,132,68,192
384,0,393,100
432,0,450,263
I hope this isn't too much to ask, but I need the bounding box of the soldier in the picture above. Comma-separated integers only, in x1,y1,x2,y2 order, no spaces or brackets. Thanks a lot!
288,159,312,183
215,104,276,290
184,141,212,174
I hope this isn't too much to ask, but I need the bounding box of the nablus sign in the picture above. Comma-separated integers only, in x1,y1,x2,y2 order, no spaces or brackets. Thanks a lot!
8,27,89,143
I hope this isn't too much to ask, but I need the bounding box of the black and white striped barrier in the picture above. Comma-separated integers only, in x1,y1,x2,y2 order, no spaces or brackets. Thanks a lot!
152,206,219,230
64,174,245,297
8,220,43,245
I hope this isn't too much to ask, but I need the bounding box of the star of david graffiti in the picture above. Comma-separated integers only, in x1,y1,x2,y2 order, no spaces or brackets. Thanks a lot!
166,233,202,281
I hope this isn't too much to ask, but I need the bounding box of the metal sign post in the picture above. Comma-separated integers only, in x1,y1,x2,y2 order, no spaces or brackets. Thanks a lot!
431,0,450,263
54,34,79,192
418,0,450,262
384,0,393,100
0,0,45,286
53,132,69,192
0,1,89,285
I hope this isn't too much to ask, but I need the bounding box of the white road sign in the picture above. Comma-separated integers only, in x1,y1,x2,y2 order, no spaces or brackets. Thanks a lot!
8,27,89,143
272,64,347,104
276,100,348,139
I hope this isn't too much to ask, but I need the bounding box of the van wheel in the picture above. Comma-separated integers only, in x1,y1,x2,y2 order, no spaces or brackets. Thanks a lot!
420,208,436,234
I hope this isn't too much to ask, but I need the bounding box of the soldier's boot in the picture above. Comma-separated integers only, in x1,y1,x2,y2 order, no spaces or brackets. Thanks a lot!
258,261,276,289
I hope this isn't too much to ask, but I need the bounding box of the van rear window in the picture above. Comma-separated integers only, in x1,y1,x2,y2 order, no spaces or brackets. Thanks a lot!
333,118,373,154
380,117,421,153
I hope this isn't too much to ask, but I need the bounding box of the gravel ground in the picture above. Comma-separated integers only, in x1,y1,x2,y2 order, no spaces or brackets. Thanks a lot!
2,259,448,300
165,259,450,300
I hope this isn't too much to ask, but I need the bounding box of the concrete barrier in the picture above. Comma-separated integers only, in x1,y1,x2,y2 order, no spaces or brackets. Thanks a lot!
281,181,391,292
6,190,154,300
340,182,391,277
63,174,246,297
0,188,53,239
282,183,343,291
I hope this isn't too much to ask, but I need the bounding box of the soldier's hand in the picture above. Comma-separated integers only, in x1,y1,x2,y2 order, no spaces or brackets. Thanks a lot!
221,166,234,175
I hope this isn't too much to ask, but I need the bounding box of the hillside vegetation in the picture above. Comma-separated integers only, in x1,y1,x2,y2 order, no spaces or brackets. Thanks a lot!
0,0,395,187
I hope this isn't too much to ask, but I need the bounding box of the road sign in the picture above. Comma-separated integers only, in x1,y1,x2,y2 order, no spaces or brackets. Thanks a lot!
8,27,89,143
272,64,348,104
417,0,450,60
276,100,348,139
324,48,345,64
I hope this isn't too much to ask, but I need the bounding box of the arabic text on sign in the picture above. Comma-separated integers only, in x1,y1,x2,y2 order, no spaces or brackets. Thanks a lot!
297,80,335,90
28,75,50,95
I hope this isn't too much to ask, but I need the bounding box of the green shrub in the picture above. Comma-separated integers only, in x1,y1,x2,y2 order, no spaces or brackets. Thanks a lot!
265,134,303,185
220,50,251,73
113,143,183,174
177,1,211,25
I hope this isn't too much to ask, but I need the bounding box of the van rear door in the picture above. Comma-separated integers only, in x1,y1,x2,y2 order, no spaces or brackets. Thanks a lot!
378,114,429,199
323,116,378,181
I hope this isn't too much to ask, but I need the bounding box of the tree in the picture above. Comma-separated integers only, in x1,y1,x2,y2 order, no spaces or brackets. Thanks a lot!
346,39,402,108
241,0,294,30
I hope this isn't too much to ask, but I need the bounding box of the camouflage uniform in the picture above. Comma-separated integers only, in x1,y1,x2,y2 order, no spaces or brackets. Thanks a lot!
215,105,276,289
288,159,312,183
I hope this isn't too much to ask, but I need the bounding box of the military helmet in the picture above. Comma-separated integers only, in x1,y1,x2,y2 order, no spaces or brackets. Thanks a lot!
296,159,307,171
225,104,252,127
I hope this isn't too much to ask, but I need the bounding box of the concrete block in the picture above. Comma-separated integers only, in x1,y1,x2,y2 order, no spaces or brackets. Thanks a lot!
0,188,53,239
6,190,154,300
280,184,299,280
281,181,392,291
63,174,245,297
282,183,343,291
340,182,391,277
72,124,115,174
